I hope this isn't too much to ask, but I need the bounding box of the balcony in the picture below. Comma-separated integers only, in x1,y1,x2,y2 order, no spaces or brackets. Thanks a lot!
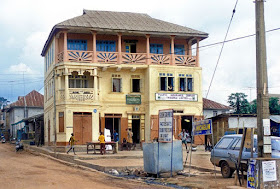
58,51,198,67
58,89,96,102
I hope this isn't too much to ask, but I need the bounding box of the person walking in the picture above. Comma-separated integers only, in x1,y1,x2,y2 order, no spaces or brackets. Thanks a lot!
98,132,106,155
67,133,77,155
178,129,189,151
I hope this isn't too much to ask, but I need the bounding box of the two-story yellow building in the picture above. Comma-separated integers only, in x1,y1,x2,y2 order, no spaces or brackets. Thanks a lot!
41,10,208,147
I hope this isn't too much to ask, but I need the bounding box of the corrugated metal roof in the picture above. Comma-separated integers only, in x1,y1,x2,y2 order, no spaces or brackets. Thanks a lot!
42,10,208,56
270,115,280,123
10,90,44,108
57,10,208,36
203,98,231,110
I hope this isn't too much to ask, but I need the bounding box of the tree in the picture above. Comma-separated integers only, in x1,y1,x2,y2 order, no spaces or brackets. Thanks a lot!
0,97,8,108
269,97,280,115
247,97,280,115
228,93,251,114
250,99,257,114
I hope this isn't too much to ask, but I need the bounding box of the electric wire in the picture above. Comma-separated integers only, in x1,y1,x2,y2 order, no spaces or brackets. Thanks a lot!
205,0,239,99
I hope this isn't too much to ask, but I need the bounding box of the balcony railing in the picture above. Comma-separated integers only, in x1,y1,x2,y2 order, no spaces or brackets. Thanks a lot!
57,50,197,67
57,89,96,102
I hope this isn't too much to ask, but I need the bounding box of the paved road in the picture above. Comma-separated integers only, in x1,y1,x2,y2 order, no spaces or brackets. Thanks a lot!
0,143,167,189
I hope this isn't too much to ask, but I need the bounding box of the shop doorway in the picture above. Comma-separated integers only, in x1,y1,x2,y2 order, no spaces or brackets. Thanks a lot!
132,118,140,143
73,112,92,145
181,116,193,138
105,117,120,140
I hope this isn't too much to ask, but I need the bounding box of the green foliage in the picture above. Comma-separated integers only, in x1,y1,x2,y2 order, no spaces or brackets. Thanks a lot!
228,93,251,114
269,97,280,115
228,94,280,115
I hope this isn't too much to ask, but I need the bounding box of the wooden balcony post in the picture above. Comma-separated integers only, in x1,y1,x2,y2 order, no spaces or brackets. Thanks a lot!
55,34,59,64
170,35,175,65
185,39,189,56
188,39,193,56
146,34,150,65
196,38,200,67
92,31,97,63
63,31,68,62
118,33,122,64
94,68,98,101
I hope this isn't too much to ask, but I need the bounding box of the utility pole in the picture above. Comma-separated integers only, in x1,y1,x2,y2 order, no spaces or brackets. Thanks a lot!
255,0,271,158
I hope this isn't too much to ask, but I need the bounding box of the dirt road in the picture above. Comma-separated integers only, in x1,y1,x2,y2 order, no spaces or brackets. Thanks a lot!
0,143,167,189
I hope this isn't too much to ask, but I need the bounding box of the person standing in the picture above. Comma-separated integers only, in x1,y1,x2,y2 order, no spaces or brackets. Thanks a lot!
127,128,133,150
113,130,119,152
178,129,189,150
98,132,106,155
67,133,77,155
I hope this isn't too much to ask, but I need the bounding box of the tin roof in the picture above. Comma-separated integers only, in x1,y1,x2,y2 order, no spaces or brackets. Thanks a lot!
42,10,208,56
270,115,280,123
10,90,44,108
203,98,231,110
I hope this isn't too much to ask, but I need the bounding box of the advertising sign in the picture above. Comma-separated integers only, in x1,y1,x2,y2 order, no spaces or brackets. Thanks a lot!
158,109,173,142
193,119,212,135
126,95,141,104
262,160,277,182
155,93,197,101
247,160,257,188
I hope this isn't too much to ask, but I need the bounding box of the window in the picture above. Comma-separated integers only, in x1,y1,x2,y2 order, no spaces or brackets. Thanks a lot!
69,75,89,88
187,78,193,91
159,73,174,91
179,74,193,92
213,111,218,117
132,79,140,93
230,139,241,150
97,40,116,52
112,78,121,92
150,44,163,54
216,138,234,149
174,44,185,55
59,112,64,132
67,39,87,51
125,43,136,53
112,74,122,92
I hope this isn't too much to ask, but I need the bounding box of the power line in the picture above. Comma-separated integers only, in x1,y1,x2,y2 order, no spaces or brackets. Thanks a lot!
205,0,239,99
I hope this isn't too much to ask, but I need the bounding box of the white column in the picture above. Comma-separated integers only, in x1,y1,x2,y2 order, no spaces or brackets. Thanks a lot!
64,69,69,100
118,33,122,64
94,68,98,101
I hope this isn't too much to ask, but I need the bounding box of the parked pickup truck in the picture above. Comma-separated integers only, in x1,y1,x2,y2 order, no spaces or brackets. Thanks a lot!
210,134,280,178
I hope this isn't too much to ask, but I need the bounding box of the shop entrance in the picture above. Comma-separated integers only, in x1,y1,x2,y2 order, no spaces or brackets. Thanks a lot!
181,116,193,138
73,112,92,145
132,116,140,143
105,114,121,140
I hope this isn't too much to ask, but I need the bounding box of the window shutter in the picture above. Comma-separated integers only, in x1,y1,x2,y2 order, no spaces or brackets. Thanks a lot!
130,78,133,93
191,78,194,92
112,78,114,92
120,78,123,92
140,79,143,93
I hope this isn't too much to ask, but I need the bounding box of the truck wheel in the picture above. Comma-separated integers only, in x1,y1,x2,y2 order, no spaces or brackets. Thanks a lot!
221,161,234,178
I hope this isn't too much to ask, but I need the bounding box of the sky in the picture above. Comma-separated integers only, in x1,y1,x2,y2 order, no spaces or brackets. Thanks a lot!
0,0,279,105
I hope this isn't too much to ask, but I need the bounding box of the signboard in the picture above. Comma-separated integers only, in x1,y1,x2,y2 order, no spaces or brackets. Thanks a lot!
126,95,141,105
193,119,212,135
262,160,277,182
155,93,197,101
158,109,173,142
247,160,257,188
